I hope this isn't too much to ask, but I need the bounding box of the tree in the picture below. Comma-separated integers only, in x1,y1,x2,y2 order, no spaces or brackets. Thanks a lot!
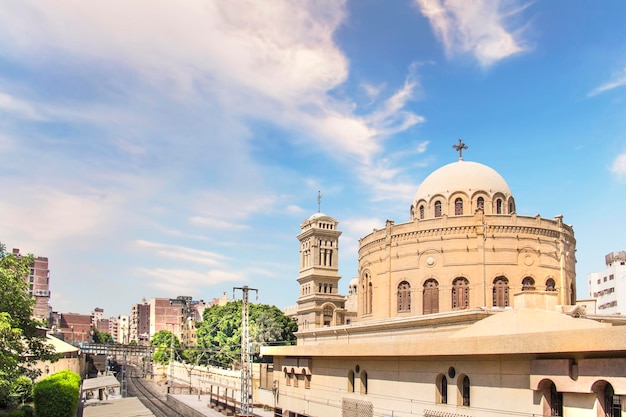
150,330,180,365
91,328,113,344
195,301,297,368
0,243,56,387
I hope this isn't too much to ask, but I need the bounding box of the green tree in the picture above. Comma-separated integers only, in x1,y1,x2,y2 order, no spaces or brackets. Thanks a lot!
0,243,56,387
195,301,297,368
150,330,180,365
91,328,113,344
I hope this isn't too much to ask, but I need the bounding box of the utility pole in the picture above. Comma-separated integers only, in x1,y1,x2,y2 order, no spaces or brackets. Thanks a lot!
233,286,258,417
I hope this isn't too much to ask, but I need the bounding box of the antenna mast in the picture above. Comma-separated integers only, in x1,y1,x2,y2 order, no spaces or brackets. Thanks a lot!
233,285,258,416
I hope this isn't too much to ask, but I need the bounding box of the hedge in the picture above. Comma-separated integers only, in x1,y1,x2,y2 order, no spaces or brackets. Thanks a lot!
33,370,81,417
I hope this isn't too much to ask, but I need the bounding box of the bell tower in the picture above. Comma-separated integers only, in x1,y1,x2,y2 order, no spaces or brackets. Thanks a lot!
295,212,346,330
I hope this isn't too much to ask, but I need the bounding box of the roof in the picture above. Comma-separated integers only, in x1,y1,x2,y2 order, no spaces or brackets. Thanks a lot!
451,308,608,338
262,309,626,358
83,397,153,417
82,376,120,391
47,335,79,355
413,160,512,203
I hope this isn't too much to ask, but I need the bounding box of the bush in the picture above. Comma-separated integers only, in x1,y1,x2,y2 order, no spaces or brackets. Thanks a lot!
5,410,25,417
9,377,32,405
33,370,81,417
19,405,34,417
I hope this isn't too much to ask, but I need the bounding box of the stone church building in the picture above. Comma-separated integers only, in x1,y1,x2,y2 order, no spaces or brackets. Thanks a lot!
264,144,626,417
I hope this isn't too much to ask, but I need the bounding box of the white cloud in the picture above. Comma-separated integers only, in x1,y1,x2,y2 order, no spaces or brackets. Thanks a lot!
189,216,250,231
0,91,44,120
611,153,626,178
134,240,228,266
135,267,244,294
588,68,626,97
415,0,527,67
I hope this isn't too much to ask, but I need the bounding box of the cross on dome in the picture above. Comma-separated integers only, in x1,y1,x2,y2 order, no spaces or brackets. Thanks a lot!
453,138,468,161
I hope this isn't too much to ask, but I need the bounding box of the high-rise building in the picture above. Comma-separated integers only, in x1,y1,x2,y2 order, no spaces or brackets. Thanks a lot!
117,315,129,344
13,248,52,323
588,251,626,314
130,299,150,344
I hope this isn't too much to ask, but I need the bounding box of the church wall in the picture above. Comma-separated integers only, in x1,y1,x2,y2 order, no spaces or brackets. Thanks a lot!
274,355,545,417
357,213,575,321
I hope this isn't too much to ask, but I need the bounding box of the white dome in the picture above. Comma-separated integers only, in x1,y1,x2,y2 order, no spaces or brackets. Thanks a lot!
413,160,512,204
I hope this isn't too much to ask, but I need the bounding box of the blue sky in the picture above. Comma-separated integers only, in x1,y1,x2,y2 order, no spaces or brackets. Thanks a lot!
1,1,626,318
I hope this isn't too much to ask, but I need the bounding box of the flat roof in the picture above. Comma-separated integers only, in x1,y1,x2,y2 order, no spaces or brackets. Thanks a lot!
83,397,154,417
82,376,120,391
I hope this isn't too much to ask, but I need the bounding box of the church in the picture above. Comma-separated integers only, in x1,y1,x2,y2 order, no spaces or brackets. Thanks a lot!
263,142,626,417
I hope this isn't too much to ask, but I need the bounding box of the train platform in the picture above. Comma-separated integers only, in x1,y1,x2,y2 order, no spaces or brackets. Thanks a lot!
169,393,275,417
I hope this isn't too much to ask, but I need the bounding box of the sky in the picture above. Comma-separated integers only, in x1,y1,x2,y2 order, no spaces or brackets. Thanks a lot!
1,0,626,318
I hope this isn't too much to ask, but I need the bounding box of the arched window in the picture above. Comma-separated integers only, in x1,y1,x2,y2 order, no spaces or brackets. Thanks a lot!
549,382,563,417
545,278,556,292
477,197,484,211
362,272,373,315
397,281,411,312
493,277,509,307
496,199,503,214
360,371,368,394
452,278,470,310
347,370,355,393
440,375,448,404
434,200,442,217
461,375,470,406
419,205,425,220
323,305,334,326
455,198,463,215
285,369,290,386
423,279,439,314
604,383,621,417
522,277,535,291
509,201,515,214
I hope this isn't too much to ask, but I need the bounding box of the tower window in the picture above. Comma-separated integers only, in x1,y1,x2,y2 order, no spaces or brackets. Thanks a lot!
419,205,425,220
477,197,484,210
496,199,503,214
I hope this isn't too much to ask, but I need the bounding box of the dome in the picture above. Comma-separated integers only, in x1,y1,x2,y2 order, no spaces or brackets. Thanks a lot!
413,160,512,203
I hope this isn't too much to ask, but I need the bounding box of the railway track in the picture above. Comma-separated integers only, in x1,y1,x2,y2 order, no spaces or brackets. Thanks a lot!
126,365,185,417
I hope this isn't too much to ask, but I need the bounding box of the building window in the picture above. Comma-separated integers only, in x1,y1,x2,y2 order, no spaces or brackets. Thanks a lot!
461,375,470,406
360,371,368,395
423,279,439,314
439,375,448,404
397,281,411,312
285,369,291,386
452,278,469,310
522,277,535,291
493,277,509,307
419,205,425,220
362,272,373,315
348,370,355,393
549,382,563,417
323,305,334,326
496,199,503,214
509,201,515,214
455,198,463,215
545,278,556,292
604,383,621,417
477,197,484,211
434,200,442,217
